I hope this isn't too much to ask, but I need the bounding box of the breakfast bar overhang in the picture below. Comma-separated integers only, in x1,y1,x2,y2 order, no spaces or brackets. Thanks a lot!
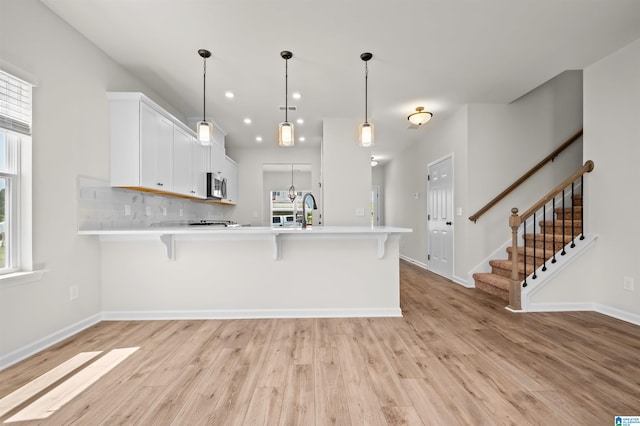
80,226,412,319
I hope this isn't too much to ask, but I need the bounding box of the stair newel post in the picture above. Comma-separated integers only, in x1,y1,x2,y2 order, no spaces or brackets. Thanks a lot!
508,208,522,310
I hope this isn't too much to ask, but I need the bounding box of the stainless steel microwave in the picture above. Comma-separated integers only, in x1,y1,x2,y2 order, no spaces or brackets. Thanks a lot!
206,172,227,199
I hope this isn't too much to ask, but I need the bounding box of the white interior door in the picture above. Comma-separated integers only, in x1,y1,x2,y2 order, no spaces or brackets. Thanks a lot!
427,156,454,278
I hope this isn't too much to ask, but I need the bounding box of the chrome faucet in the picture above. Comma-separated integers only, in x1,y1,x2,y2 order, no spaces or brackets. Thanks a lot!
301,192,318,229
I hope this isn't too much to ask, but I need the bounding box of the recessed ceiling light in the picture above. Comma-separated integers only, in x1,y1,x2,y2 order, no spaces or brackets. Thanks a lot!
299,136,306,142
244,118,252,124
296,118,304,124
225,91,235,99
292,92,301,100
256,136,263,143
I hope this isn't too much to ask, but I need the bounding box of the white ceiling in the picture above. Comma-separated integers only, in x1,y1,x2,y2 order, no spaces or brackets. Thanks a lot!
40,0,640,163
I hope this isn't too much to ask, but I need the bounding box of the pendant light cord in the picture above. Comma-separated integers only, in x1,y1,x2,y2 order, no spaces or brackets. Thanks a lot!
364,60,368,124
284,58,289,123
202,57,207,121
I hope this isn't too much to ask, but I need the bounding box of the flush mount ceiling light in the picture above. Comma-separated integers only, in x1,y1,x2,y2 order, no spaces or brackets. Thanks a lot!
359,52,373,147
408,106,433,126
279,51,294,147
196,49,214,145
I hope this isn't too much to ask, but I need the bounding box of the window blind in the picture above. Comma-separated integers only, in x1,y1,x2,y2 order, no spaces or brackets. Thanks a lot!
0,70,32,135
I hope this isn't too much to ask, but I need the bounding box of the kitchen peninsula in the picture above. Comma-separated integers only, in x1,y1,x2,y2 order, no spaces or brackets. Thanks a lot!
80,225,411,319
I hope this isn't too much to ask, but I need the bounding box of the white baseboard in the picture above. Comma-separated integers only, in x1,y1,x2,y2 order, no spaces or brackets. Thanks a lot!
101,307,403,321
0,313,102,371
594,304,640,326
524,302,640,326
400,254,470,287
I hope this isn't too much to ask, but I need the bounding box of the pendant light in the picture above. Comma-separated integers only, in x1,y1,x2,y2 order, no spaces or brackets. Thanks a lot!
279,51,294,147
408,106,433,126
196,49,214,146
288,164,297,202
359,52,373,147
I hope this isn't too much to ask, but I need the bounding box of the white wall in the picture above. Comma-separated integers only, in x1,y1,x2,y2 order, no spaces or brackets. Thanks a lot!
322,119,372,226
386,70,584,283
466,71,584,264
225,146,321,226
531,37,640,320
384,106,469,281
0,0,173,365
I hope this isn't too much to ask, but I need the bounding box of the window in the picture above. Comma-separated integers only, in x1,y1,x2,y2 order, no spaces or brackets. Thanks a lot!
0,69,32,275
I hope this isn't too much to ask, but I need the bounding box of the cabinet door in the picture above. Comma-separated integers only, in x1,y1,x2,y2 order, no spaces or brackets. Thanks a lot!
191,142,208,199
156,115,174,192
210,138,225,176
173,126,193,196
140,102,173,191
224,156,238,204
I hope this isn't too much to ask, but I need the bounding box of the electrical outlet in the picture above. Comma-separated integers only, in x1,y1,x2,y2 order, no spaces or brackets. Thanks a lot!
624,276,634,291
456,207,463,216
145,206,152,216
179,208,184,217
69,285,79,301
124,204,131,216
356,207,365,217
162,207,167,216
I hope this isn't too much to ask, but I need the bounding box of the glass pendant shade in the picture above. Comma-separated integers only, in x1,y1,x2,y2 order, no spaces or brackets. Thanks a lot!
197,120,214,145
359,122,373,147
279,121,294,147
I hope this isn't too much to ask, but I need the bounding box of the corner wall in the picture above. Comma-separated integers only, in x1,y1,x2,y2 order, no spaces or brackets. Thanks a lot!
531,37,640,321
386,70,583,284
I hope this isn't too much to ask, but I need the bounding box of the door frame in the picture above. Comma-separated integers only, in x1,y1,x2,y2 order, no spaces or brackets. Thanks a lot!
426,153,454,279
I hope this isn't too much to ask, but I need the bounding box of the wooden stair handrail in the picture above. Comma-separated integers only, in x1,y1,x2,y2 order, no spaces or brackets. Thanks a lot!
469,129,583,222
518,160,594,222
507,159,594,311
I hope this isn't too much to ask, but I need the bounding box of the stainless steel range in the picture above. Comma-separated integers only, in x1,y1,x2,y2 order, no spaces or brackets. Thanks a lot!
188,220,239,227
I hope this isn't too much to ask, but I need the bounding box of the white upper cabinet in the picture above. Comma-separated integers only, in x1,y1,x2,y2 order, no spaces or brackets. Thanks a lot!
191,142,208,199
109,92,204,197
223,156,238,204
210,137,225,176
172,125,193,196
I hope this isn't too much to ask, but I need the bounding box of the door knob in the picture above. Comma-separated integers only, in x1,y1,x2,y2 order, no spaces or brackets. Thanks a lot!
446,221,452,225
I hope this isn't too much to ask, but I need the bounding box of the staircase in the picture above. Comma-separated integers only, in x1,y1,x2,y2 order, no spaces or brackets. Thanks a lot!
473,194,582,302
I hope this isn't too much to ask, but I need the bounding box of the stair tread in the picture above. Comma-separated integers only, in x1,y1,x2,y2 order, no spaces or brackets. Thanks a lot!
506,246,548,258
524,233,580,242
473,272,511,291
490,259,542,273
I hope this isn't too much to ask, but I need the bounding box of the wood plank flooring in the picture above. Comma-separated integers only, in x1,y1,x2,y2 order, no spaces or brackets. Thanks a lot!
1,260,639,425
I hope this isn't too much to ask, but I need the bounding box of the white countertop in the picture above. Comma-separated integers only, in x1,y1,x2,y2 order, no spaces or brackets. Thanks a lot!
78,225,412,236
80,225,412,260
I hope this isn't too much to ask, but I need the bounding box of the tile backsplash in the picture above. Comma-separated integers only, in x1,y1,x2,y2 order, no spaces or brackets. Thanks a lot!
78,176,224,230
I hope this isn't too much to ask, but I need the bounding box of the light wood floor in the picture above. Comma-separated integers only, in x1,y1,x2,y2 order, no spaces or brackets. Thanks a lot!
1,260,639,425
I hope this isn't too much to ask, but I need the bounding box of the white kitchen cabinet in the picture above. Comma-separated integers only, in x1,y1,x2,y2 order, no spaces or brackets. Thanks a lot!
223,156,238,204
191,142,208,199
110,93,175,192
210,137,225,176
172,125,193,196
